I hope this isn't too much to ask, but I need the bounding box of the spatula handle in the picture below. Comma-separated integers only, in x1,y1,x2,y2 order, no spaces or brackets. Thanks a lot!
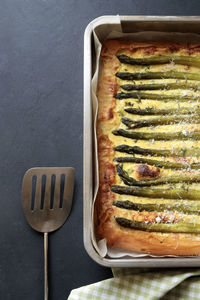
44,232,48,300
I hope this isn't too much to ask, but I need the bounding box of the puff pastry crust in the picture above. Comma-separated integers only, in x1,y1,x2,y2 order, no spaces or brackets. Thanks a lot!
95,40,200,256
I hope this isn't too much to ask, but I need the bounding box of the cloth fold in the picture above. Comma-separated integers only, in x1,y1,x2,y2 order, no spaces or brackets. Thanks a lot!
68,268,200,300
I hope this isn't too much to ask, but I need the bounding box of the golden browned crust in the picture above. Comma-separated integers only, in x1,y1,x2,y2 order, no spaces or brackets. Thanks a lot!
95,40,200,256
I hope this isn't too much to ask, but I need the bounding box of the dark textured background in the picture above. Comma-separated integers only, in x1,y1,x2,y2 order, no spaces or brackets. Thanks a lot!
0,1,199,299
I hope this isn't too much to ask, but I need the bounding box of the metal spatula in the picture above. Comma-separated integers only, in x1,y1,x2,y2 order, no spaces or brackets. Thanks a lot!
22,167,75,300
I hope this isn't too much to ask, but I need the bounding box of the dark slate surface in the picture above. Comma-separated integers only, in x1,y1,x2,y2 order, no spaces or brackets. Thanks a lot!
0,1,199,299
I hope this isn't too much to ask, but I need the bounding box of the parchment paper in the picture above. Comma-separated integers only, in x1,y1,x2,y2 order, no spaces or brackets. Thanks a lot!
90,25,200,258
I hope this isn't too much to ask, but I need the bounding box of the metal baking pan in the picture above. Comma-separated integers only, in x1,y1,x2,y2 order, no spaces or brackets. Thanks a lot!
83,15,200,267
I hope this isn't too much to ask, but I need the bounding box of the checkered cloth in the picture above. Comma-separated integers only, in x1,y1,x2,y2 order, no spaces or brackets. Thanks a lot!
68,267,200,299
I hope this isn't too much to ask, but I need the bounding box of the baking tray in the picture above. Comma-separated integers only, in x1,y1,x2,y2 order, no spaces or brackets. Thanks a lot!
83,15,200,267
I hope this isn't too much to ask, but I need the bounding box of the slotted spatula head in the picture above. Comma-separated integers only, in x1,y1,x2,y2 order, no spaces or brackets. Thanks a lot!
22,167,75,233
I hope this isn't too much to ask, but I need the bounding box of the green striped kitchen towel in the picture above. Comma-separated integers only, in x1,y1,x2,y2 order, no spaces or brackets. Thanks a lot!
68,267,200,299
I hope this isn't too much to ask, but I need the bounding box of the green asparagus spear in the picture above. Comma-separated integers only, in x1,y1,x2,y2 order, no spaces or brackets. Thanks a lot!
114,156,200,169
121,115,200,129
113,200,200,215
114,144,200,157
117,54,200,67
124,106,200,116
120,82,200,91
116,71,200,81
111,185,200,200
112,129,200,141
116,163,200,186
115,91,198,101
115,217,200,233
